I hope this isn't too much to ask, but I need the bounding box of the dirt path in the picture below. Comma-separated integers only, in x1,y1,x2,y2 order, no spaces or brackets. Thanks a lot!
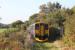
53,40,75,50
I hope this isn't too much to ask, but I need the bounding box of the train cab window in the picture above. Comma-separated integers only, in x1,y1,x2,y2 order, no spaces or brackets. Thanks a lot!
44,24,48,38
35,24,39,29
44,24,48,29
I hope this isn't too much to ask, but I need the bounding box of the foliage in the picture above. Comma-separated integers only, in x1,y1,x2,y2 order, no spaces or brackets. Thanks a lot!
29,13,38,24
28,2,75,48
11,20,24,28
1,1,75,50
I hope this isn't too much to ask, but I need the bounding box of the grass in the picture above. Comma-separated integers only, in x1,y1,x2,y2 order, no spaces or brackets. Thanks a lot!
0,28,19,33
32,42,59,50
0,29,7,33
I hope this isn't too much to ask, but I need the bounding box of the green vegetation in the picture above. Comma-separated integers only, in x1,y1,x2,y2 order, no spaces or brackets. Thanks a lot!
0,29,7,33
31,42,59,50
0,1,75,50
27,2,75,50
0,28,19,33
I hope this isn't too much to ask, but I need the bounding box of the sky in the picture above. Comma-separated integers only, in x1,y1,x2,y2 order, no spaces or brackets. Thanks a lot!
0,0,75,24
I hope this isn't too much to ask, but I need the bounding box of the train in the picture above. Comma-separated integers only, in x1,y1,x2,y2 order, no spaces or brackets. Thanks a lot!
27,22,61,42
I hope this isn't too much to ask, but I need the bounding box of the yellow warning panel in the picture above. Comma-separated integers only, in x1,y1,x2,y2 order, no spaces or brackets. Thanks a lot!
35,30,40,34
40,24,44,36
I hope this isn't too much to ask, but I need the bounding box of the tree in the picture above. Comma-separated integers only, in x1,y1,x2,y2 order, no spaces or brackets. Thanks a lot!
39,2,61,14
11,20,24,28
29,14,38,20
72,6,75,13
66,8,74,15
29,13,38,24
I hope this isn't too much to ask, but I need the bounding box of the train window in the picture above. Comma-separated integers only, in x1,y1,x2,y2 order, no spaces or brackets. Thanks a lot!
44,24,48,35
44,24,48,29
35,24,39,29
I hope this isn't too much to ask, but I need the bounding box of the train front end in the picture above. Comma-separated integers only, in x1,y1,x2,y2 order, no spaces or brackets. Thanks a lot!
35,23,49,42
